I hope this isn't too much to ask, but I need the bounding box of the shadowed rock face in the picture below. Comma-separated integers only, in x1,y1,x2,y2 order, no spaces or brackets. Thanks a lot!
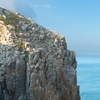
0,7,80,100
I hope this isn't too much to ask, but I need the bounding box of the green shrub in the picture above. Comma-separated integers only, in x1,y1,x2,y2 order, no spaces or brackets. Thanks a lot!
0,13,19,32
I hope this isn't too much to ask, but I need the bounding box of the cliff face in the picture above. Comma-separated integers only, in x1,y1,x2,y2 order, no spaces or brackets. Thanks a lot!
0,7,80,100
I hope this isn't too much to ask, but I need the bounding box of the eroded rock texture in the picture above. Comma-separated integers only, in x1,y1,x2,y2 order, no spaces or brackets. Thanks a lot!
0,7,80,100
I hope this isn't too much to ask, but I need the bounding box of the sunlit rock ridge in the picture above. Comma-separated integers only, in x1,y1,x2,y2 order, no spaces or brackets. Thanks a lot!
0,7,80,100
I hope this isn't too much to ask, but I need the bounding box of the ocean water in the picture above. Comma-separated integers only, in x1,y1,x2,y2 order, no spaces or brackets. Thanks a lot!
77,55,100,100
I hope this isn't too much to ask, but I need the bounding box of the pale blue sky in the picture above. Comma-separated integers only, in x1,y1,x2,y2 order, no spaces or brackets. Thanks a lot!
0,0,100,55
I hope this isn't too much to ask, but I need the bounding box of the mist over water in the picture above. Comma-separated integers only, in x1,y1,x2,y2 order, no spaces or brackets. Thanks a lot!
77,55,100,100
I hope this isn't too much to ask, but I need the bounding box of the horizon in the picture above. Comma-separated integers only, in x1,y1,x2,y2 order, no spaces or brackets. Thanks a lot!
0,0,100,55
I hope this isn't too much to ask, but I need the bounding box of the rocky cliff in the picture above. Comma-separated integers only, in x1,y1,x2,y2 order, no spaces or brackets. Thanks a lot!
0,7,80,100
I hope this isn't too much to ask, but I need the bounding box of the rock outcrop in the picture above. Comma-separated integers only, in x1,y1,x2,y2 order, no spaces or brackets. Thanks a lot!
0,7,80,100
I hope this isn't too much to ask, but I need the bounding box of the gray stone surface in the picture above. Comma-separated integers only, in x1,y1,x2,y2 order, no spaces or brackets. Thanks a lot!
0,7,80,100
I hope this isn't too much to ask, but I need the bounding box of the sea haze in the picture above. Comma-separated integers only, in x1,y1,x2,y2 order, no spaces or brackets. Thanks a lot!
77,55,100,100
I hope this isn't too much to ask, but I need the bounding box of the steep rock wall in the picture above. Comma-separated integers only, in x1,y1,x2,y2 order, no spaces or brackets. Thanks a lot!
0,7,80,100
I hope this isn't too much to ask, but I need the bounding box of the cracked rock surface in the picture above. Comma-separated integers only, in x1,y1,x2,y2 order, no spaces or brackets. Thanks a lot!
0,7,80,100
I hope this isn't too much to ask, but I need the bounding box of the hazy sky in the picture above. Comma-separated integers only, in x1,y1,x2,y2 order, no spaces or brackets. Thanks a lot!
0,0,100,55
